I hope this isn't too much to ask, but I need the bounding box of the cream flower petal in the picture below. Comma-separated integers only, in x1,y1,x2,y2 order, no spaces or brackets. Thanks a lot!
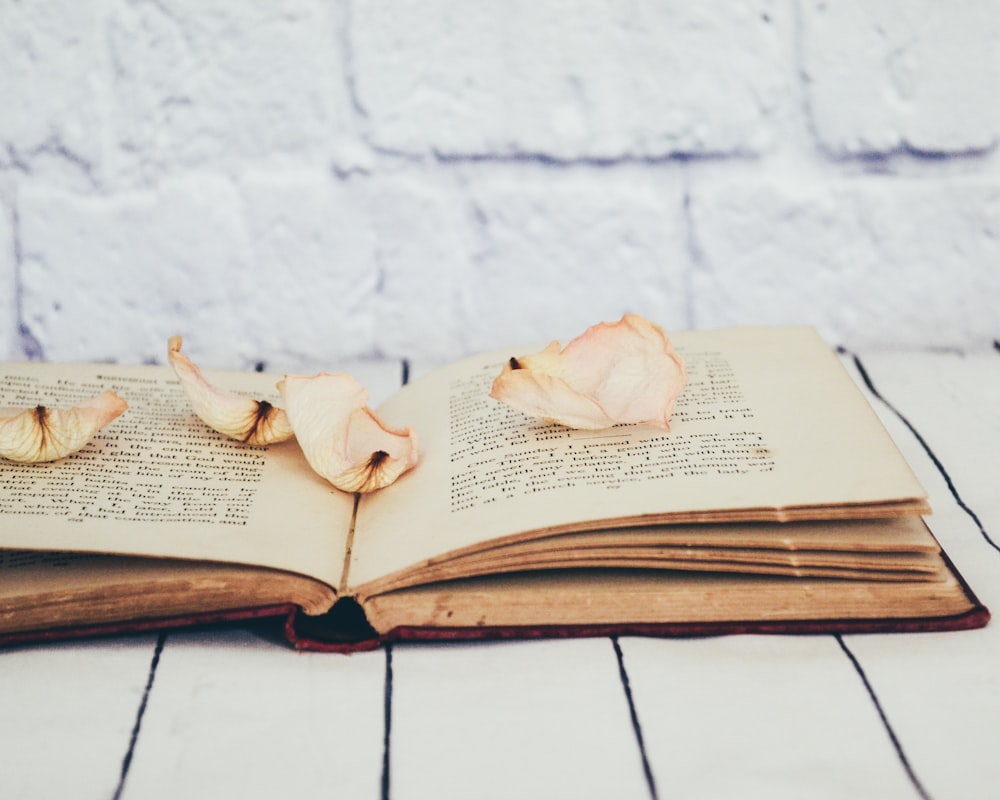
490,314,687,430
168,336,293,445
278,372,418,493
0,390,128,463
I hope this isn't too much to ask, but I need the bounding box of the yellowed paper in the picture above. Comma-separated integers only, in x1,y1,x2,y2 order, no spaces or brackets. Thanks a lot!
0,362,351,587
350,327,927,590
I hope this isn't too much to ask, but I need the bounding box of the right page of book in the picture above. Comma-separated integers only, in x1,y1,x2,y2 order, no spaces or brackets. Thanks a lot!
348,326,927,589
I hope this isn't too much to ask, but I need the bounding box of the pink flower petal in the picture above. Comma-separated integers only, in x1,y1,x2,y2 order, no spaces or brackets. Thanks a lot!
0,390,128,463
278,373,419,493
490,314,687,430
168,336,293,445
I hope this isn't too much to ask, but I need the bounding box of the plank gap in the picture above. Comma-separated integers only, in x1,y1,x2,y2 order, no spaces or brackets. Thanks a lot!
612,636,660,800
836,634,932,800
113,632,167,800
381,644,394,800
848,350,1000,556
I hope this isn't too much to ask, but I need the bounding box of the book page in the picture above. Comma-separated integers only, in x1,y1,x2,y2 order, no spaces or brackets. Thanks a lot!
0,362,352,587
348,326,927,589
361,516,945,595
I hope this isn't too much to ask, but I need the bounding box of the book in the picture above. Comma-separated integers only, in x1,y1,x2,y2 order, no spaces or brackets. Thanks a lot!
0,326,989,651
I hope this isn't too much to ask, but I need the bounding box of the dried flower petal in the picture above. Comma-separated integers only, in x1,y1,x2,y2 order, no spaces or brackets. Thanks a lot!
0,390,128,463
278,373,418,493
490,314,687,430
168,336,293,445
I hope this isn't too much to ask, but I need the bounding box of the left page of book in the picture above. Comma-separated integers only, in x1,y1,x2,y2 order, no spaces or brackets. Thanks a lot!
0,361,352,588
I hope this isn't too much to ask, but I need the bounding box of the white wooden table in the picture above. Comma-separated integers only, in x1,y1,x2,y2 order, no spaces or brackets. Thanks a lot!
2,347,998,800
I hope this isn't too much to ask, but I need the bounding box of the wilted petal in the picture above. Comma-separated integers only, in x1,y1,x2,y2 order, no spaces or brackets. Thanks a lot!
278,373,418,493
490,314,687,430
168,336,293,445
0,390,128,463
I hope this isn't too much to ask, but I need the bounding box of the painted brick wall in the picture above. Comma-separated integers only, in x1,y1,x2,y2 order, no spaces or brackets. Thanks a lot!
2,0,998,371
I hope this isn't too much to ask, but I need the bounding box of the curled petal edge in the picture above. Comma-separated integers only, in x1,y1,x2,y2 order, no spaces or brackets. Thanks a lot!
0,391,128,463
489,314,687,431
168,336,294,445
278,372,418,493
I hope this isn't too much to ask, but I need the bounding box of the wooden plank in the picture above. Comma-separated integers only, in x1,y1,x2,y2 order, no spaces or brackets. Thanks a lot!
388,639,652,800
119,627,387,799
846,348,1000,564
620,635,918,799
0,635,161,799
118,360,406,799
615,349,1000,799
842,348,1000,602
376,359,654,799
836,349,1000,799
7,347,998,800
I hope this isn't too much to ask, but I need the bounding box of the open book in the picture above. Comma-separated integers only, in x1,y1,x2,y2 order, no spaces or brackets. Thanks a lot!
0,327,988,651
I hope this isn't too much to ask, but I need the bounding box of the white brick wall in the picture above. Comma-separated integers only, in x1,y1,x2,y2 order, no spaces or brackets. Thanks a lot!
352,1,790,158
0,177,15,360
802,2,1000,155
2,0,998,370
